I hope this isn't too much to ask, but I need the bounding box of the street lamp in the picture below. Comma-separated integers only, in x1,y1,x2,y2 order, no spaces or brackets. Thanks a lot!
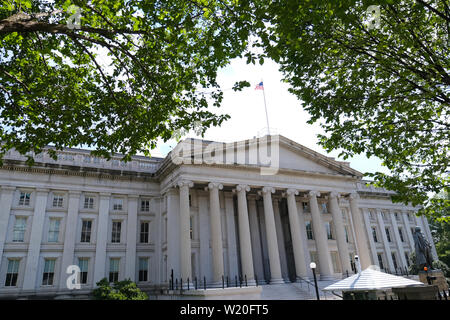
310,262,320,300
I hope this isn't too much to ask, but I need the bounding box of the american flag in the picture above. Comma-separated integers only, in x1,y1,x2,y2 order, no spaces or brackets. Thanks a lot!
255,81,264,90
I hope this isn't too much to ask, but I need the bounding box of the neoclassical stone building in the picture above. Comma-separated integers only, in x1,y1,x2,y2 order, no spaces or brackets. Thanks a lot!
0,135,437,298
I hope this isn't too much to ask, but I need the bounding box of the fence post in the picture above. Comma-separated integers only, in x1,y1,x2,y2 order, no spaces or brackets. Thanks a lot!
195,277,198,290
226,276,229,288
175,278,178,290
180,278,183,292
245,274,247,287
235,275,238,287
239,275,242,288
171,269,174,290
255,274,258,286
222,275,224,289
204,276,206,290
187,278,190,290
346,270,349,278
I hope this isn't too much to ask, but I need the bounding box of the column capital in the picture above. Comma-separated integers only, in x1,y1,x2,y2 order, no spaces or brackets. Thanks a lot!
99,192,111,199
36,188,50,195
68,190,82,197
177,179,194,188
207,182,223,191
285,188,299,197
261,186,275,194
308,190,320,198
234,184,250,193
349,192,360,200
329,191,340,199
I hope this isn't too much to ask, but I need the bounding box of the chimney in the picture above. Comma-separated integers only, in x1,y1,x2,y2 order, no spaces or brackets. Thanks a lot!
354,255,362,273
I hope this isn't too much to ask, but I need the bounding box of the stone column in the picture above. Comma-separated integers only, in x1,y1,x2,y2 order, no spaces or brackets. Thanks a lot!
234,184,255,285
285,189,308,280
0,186,15,271
207,182,225,286
59,191,81,289
247,195,265,284
166,188,180,281
390,213,408,269
401,211,415,251
296,199,313,279
178,180,193,287
308,191,333,279
198,191,211,282
328,192,352,275
273,197,289,281
224,192,238,280
348,193,372,269
376,210,395,271
23,188,49,290
125,195,139,280
362,209,378,269
260,187,284,284
93,193,111,285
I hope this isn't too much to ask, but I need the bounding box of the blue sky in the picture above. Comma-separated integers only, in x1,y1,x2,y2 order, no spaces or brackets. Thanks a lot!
152,57,390,179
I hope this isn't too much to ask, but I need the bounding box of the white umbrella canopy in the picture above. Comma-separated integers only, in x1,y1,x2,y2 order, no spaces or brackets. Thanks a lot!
323,267,425,292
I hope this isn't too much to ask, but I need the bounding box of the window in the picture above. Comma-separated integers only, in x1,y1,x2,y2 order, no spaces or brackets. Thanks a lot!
189,217,193,240
80,220,92,243
321,203,328,214
18,192,31,206
398,228,404,242
141,200,150,212
52,194,64,208
377,254,384,270
372,227,378,243
306,221,314,240
392,253,398,270
84,196,94,209
93,157,101,164
344,226,349,243
189,195,192,207
408,213,414,222
302,202,310,212
394,212,400,221
113,198,123,211
78,258,89,284
385,228,391,242
48,218,60,243
140,222,149,243
12,217,27,242
5,259,20,287
405,252,410,267
369,210,375,220
325,222,333,239
381,212,387,221
109,258,120,283
111,221,122,243
42,259,56,286
83,155,91,163
138,258,148,282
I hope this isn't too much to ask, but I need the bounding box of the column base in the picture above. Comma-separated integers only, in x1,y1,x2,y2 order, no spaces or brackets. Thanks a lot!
269,278,285,285
246,279,257,286
180,282,194,290
209,281,225,288
257,279,267,285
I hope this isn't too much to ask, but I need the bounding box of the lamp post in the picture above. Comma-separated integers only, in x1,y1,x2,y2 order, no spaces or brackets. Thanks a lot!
310,262,320,300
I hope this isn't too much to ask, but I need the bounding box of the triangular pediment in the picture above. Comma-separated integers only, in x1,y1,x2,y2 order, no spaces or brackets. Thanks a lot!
168,135,362,177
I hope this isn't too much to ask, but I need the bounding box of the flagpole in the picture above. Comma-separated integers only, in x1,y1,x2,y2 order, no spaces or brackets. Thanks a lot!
261,80,270,136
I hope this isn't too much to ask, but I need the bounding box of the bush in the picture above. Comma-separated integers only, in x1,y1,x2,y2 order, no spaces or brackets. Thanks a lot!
92,278,148,300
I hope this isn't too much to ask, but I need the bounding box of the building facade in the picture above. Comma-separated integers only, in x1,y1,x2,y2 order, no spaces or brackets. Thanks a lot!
0,135,437,298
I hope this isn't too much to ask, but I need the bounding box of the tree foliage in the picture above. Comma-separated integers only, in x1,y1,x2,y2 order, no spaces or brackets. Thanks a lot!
92,278,148,300
0,0,251,162
252,0,449,221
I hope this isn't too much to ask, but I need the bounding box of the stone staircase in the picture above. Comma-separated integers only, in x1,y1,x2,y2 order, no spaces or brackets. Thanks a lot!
259,280,342,300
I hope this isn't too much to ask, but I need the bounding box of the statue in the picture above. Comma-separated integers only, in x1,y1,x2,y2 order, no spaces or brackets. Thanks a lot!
412,226,434,270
